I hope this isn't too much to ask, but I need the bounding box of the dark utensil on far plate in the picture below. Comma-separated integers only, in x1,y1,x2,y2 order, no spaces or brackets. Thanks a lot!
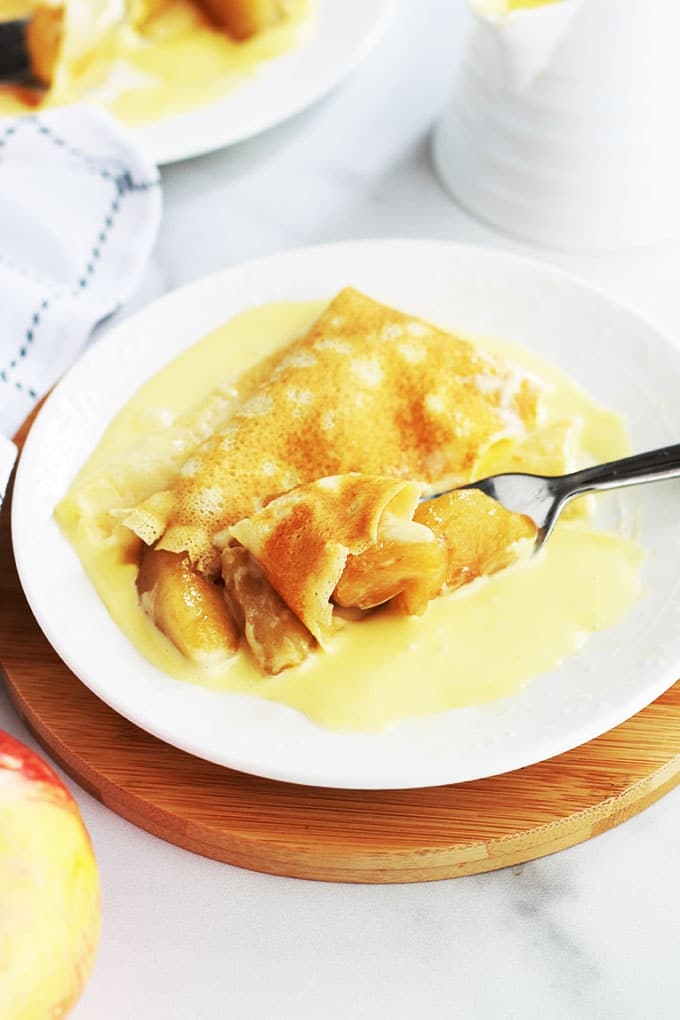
0,19,33,83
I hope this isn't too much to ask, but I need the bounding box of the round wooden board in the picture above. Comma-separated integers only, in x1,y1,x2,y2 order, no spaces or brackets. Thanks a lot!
3,415,680,883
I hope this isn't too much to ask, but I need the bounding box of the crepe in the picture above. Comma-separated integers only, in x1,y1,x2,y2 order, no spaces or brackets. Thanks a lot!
124,287,540,576
230,474,438,644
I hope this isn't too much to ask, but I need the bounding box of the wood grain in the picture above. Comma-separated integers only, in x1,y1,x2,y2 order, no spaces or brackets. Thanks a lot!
2,413,680,882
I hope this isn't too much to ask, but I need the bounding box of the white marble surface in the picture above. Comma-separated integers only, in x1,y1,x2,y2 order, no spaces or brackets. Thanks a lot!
4,0,680,1016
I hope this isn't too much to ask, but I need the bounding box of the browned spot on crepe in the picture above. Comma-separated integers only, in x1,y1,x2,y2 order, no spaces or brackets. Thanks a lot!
230,474,425,643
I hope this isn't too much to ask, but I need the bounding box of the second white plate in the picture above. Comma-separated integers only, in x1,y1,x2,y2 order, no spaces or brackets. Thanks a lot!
133,0,392,164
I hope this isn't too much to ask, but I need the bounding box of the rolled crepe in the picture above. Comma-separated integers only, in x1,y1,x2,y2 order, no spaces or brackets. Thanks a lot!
229,474,431,644
124,288,540,575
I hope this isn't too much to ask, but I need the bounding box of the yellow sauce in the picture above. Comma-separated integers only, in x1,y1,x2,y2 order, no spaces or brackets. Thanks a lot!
0,1,313,126
505,0,564,8
0,1,33,16
472,0,564,13
56,301,643,732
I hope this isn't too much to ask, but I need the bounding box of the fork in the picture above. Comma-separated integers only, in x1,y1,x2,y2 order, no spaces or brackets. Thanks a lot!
429,443,680,552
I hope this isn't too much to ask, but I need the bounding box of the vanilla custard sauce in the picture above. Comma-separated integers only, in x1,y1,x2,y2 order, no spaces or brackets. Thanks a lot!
56,301,643,732
473,0,565,12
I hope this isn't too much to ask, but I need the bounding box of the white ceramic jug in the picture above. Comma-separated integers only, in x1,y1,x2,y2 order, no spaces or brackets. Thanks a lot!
433,0,680,250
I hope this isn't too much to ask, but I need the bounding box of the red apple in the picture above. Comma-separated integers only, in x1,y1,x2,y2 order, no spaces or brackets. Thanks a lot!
0,730,101,1018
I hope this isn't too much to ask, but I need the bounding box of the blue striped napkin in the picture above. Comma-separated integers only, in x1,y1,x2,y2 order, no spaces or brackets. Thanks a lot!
0,104,161,505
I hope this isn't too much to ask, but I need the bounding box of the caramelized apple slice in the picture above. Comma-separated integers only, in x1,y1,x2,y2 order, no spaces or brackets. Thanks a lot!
138,547,239,667
413,489,537,591
333,515,447,616
128,0,168,28
195,0,283,39
222,545,315,675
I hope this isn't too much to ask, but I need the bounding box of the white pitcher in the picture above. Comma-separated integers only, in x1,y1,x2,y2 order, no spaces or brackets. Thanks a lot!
433,0,680,250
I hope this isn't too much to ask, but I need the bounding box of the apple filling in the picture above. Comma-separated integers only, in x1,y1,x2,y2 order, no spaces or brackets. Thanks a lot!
333,512,447,615
136,481,537,676
413,489,537,590
194,0,285,39
221,544,314,675
137,546,239,668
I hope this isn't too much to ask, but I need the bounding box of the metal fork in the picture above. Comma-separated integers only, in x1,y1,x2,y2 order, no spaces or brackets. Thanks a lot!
428,443,680,552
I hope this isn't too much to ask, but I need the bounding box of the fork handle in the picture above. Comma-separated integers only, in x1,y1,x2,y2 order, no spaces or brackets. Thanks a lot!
562,442,680,498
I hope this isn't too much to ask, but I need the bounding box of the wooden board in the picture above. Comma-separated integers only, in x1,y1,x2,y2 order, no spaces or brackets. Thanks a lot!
3,413,680,883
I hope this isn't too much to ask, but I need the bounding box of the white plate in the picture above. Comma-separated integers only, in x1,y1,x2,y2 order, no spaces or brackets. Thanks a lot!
12,240,680,789
132,0,392,164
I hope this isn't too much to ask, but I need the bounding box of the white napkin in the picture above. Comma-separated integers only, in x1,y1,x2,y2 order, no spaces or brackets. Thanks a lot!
0,104,161,505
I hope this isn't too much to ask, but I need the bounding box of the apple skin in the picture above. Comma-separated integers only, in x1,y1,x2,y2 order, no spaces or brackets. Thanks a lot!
0,730,101,1019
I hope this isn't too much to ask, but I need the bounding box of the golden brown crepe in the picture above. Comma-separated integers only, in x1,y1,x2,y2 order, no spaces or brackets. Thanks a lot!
230,475,433,644
124,287,540,576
